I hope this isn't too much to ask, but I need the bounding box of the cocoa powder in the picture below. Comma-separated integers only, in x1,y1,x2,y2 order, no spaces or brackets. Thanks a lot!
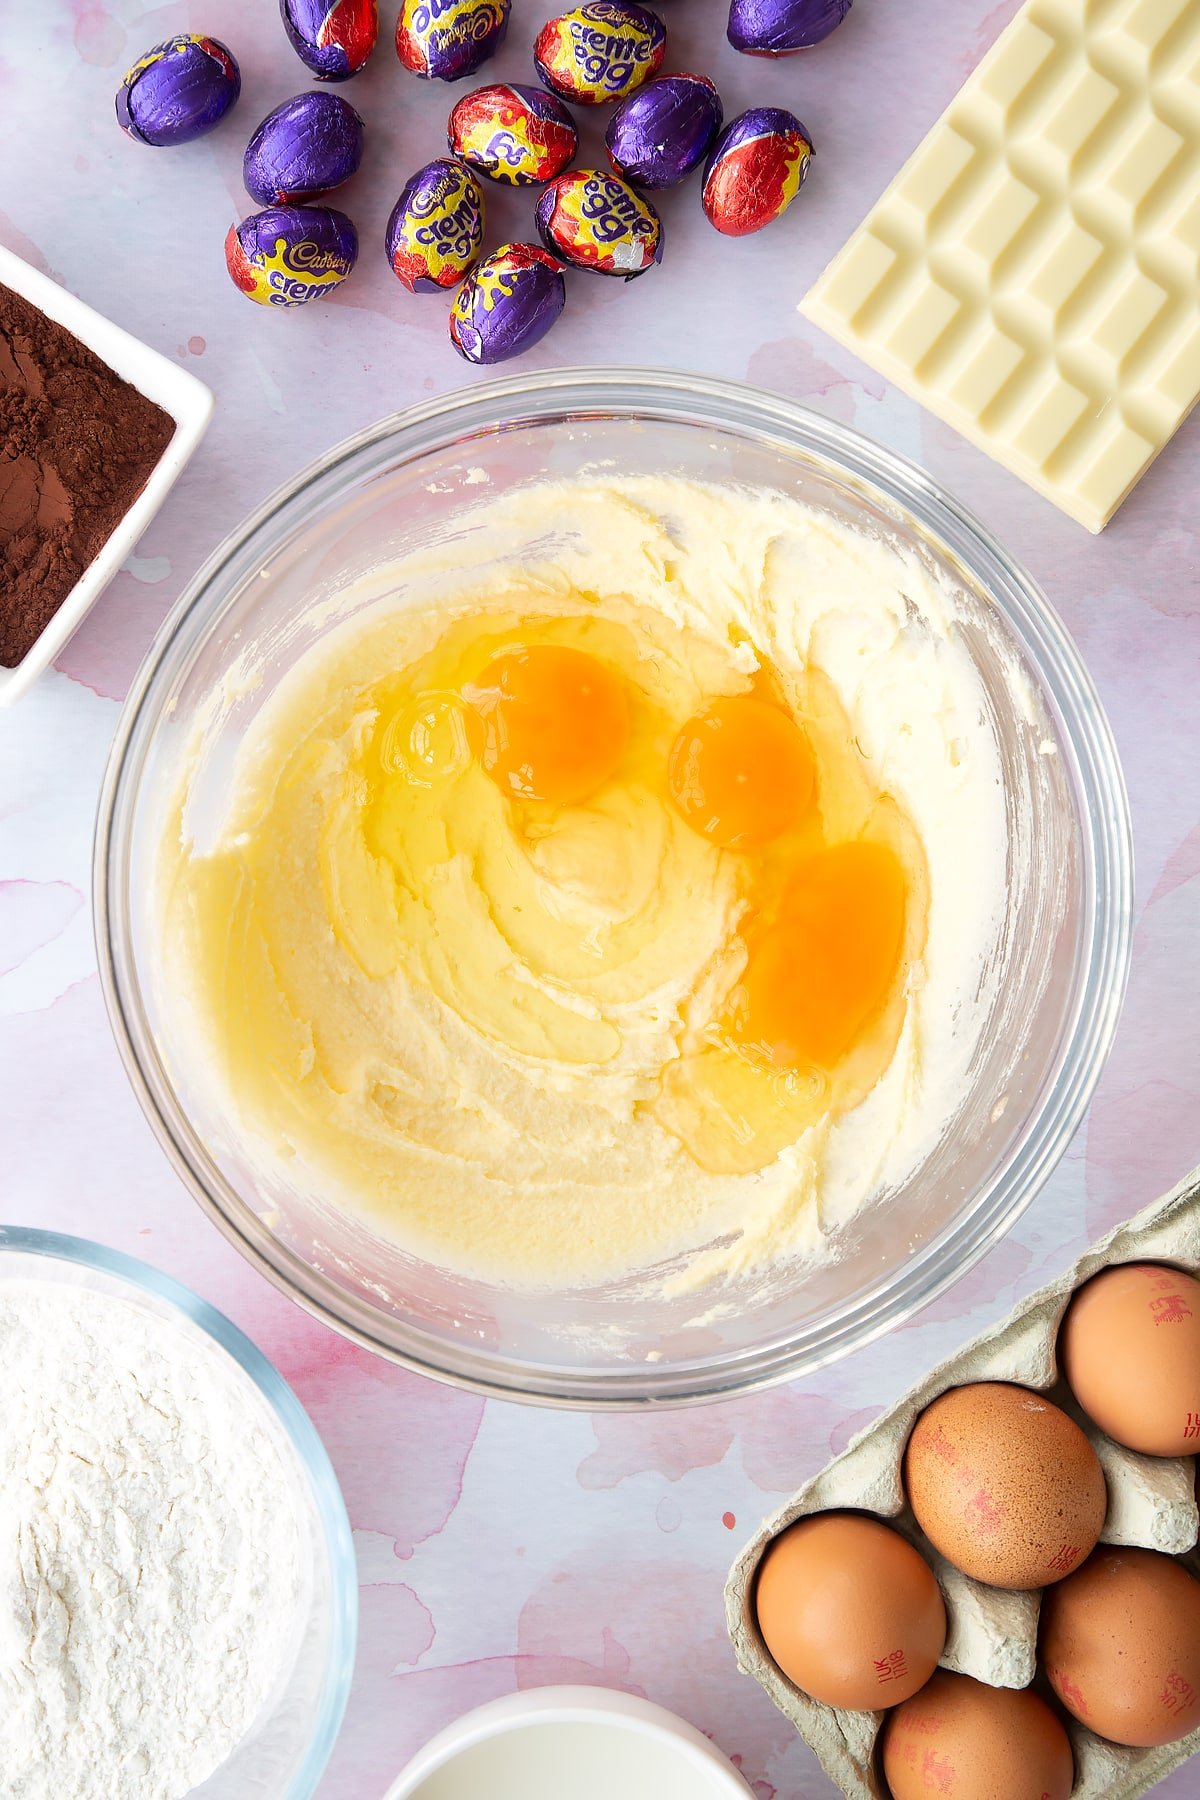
0,282,173,667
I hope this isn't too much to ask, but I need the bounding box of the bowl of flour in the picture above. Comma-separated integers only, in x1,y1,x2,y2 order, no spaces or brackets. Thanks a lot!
0,1226,357,1799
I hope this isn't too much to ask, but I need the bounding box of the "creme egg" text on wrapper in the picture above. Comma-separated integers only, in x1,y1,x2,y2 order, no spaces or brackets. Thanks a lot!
535,168,662,278
534,0,665,105
386,158,485,292
225,204,359,306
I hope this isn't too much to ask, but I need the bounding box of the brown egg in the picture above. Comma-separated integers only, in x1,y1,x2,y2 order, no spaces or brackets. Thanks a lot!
1039,1546,1200,1746
903,1382,1106,1588
753,1512,946,1710
880,1669,1074,1800
1059,1262,1200,1456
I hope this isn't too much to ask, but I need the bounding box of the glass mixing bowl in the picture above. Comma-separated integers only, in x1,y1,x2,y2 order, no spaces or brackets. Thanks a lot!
0,1227,357,1796
95,370,1132,1407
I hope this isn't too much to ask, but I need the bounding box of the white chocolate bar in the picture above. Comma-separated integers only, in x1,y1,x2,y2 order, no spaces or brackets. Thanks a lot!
802,0,1200,532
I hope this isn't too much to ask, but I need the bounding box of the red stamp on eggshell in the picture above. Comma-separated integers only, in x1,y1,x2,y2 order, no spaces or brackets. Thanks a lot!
920,1748,956,1794
874,1648,909,1684
1150,1292,1193,1324
1045,1542,1081,1574
964,1487,1005,1535
925,1424,958,1467
1051,1668,1089,1717
1160,1672,1195,1713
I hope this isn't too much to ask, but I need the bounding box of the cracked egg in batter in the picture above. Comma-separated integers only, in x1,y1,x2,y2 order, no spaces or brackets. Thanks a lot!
157,478,1006,1290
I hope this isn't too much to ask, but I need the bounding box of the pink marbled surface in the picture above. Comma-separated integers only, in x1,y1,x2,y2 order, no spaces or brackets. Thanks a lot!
1,2,1198,1794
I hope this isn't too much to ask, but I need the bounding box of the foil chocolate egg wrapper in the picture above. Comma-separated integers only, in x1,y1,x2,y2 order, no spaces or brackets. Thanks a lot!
386,158,486,292
396,0,511,82
727,0,851,54
280,0,379,78
225,204,359,305
116,35,241,147
701,106,813,236
449,243,566,363
605,73,721,187
243,92,365,205
448,82,578,185
534,1,666,106
535,168,662,277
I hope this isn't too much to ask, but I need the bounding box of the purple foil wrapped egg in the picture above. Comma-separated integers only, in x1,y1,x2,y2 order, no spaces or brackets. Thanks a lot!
449,243,566,363
534,2,666,106
535,168,662,278
727,0,850,55
280,0,379,78
386,158,486,293
116,35,241,147
243,93,365,205
225,205,359,306
605,73,721,187
448,82,578,185
396,0,511,81
701,106,813,235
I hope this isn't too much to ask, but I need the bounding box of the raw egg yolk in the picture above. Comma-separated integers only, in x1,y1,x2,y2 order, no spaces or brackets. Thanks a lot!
731,840,907,1069
462,644,630,805
668,695,816,849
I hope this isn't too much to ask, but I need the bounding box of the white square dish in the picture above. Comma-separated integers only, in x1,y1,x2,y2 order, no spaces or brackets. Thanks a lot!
0,241,213,706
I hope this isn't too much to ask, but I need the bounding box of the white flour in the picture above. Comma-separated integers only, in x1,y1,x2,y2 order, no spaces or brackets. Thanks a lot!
0,1279,306,1799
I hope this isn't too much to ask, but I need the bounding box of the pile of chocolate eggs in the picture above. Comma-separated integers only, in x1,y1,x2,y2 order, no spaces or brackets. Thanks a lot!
115,0,855,360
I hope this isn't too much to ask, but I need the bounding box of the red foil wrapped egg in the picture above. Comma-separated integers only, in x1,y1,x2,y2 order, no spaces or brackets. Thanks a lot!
701,106,813,236
280,0,379,79
448,82,578,184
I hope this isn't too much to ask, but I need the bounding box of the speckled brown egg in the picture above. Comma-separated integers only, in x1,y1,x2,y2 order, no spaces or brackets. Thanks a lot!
881,1669,1074,1800
753,1511,946,1710
1039,1546,1200,1746
1059,1261,1200,1457
903,1382,1106,1589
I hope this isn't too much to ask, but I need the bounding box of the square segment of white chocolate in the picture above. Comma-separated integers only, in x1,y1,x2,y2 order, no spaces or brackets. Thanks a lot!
802,0,1200,532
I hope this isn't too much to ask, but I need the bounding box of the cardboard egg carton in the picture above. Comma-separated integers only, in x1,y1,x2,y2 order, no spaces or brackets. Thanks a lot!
726,1167,1200,1799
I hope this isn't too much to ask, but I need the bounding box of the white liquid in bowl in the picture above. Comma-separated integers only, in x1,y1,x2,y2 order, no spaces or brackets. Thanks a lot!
406,1720,741,1799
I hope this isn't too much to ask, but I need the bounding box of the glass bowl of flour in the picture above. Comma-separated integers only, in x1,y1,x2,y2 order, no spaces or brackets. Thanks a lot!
0,1227,356,1798
96,369,1133,1406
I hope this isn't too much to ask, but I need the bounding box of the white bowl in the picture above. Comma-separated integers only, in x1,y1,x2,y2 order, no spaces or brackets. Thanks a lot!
0,242,213,707
383,1687,754,1799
